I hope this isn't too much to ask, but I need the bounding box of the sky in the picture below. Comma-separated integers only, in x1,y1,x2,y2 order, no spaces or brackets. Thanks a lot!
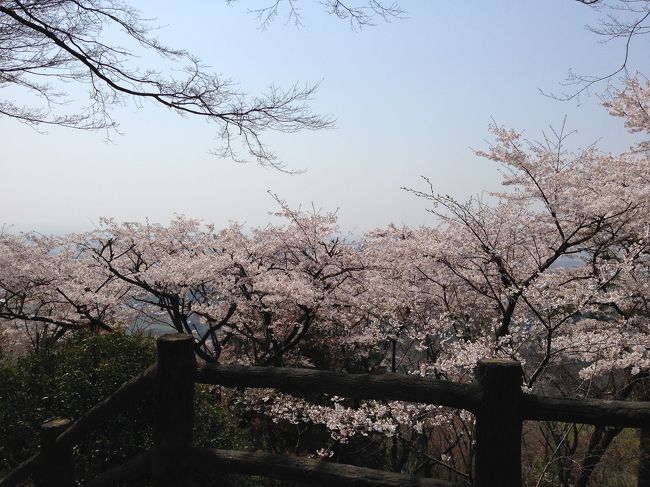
1,1,648,235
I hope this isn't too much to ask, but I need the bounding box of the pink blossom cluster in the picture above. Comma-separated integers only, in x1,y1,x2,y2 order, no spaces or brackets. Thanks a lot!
2,83,650,452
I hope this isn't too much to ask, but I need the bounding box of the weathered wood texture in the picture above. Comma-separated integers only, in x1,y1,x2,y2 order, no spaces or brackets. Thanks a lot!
0,453,40,487
151,334,196,487
37,419,74,487
83,450,151,487
522,393,650,428
187,447,464,487
4,346,650,487
196,363,482,411
472,359,523,487
57,364,155,447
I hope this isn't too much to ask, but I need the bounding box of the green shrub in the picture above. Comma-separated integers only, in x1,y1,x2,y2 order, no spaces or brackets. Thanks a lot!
0,332,255,485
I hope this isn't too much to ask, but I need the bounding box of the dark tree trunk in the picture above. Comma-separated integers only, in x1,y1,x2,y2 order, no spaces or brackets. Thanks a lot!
575,425,622,487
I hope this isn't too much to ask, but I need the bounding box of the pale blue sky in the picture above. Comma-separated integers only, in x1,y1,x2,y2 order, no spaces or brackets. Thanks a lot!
1,1,646,234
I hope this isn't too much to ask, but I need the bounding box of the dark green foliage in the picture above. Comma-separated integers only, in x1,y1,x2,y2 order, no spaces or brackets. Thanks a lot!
0,332,255,485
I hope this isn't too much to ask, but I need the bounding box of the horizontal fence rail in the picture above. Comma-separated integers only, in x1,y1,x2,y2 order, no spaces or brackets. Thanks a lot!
1,333,649,487
197,362,650,429
522,392,650,428
196,363,483,411
186,447,464,487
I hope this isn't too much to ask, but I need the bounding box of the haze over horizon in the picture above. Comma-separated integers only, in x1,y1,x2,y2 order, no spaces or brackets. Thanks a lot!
2,1,646,235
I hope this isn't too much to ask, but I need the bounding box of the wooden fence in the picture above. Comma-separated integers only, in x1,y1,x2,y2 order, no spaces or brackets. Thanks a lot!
1,333,649,487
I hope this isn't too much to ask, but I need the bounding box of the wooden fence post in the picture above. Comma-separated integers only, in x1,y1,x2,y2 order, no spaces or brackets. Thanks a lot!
37,418,73,487
152,334,196,487
473,359,523,487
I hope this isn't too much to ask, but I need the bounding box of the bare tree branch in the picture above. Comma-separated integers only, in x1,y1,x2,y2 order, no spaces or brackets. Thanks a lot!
226,0,404,30
0,0,336,167
546,0,650,100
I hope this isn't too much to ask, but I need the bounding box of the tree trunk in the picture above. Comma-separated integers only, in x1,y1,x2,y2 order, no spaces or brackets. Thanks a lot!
575,425,622,487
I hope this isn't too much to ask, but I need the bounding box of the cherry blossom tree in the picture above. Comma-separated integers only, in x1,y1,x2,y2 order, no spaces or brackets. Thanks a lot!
0,199,370,363
2,83,650,483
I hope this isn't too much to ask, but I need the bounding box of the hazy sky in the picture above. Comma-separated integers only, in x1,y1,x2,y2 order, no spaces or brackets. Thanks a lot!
1,1,647,235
